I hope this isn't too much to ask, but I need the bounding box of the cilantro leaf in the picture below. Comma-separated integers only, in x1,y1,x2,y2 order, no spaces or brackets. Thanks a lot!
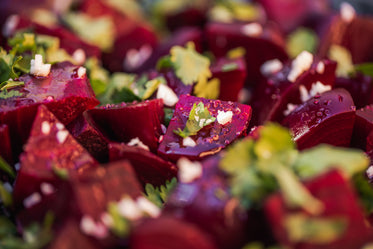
352,173,373,214
221,62,238,72
328,45,355,77
287,28,318,58
0,156,15,179
174,102,216,138
193,77,220,99
144,177,177,208
107,202,130,237
355,63,373,78
0,182,12,207
170,42,211,86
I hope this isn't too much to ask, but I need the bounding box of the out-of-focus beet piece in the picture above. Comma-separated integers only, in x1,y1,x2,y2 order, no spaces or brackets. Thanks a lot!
164,7,207,32
0,124,12,165
265,170,373,249
157,70,194,97
205,22,288,88
282,89,355,150
210,57,247,102
158,95,251,162
67,112,110,163
250,57,337,126
130,216,218,249
109,142,177,187
351,105,373,151
87,99,164,152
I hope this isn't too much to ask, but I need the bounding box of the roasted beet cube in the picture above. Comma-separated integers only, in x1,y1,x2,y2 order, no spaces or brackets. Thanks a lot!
109,142,177,187
210,57,247,102
0,124,12,165
130,216,218,249
158,95,251,162
205,22,288,88
265,170,373,249
282,89,355,150
250,57,337,126
67,112,110,163
0,61,99,156
87,99,164,152
351,105,373,150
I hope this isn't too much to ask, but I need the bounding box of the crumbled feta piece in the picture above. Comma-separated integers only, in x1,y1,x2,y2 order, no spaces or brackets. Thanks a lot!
217,110,233,125
136,197,161,218
260,59,283,76
316,62,325,74
199,118,206,127
161,124,167,134
77,66,87,78
23,192,42,208
124,44,152,70
41,121,51,135
72,49,86,65
56,130,69,144
56,122,64,130
30,54,51,77
80,215,109,239
117,196,143,220
3,15,19,37
156,84,179,107
340,2,356,23
183,137,197,147
127,137,150,151
299,85,309,103
287,51,314,83
299,81,331,102
100,212,114,227
40,182,55,195
241,23,263,37
283,103,298,116
367,165,373,178
177,158,203,183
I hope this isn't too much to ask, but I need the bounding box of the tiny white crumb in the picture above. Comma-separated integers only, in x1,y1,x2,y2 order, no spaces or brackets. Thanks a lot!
217,110,233,125
3,15,19,37
183,137,197,147
77,66,86,78
23,192,42,208
260,59,283,76
340,2,356,23
56,130,69,144
72,49,86,65
241,22,263,37
117,196,143,220
161,124,167,134
80,215,109,239
56,122,64,130
100,212,114,227
30,54,51,77
127,137,150,151
283,103,298,116
367,166,373,178
14,163,20,171
40,182,54,195
3,182,13,193
41,121,51,135
299,85,310,102
199,118,206,127
299,81,331,102
156,84,179,107
238,88,251,103
288,51,314,83
124,45,152,70
136,197,161,218
177,158,203,183
316,62,325,74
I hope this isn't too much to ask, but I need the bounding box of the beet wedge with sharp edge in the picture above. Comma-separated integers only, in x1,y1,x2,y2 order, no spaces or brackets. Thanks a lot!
250,57,337,126
158,95,251,162
265,170,373,249
109,142,177,187
87,99,164,152
0,61,99,157
282,89,355,150
13,105,97,225
351,105,373,151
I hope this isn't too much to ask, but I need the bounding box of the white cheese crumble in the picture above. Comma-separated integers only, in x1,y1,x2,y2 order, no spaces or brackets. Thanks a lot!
56,122,64,130
217,110,233,125
283,103,298,116
340,2,356,23
77,66,87,78
183,137,197,147
40,182,55,195
80,215,109,239
56,130,69,144
299,81,332,102
260,59,283,76
100,212,114,227
177,158,203,183
241,22,263,37
72,49,86,65
136,197,161,218
287,51,314,83
117,196,143,220
3,15,19,37
30,54,51,77
127,137,150,151
23,192,42,208
41,121,51,135
124,44,152,70
367,165,373,178
156,84,179,107
316,61,325,74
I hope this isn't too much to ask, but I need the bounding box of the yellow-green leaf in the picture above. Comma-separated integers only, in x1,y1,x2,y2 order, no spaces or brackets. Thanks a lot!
193,77,220,99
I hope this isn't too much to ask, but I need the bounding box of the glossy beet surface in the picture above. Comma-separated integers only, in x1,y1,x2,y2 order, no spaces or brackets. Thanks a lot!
265,170,373,249
109,142,177,187
158,95,252,162
351,105,373,150
282,89,355,150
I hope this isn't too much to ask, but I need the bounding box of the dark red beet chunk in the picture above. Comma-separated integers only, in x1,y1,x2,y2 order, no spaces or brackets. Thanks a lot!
351,105,373,150
87,99,164,152
205,22,288,88
0,124,12,165
164,7,207,32
130,216,218,249
265,170,373,249
67,112,110,163
282,89,355,150
210,57,247,102
158,95,251,162
250,58,337,126
109,142,177,187
164,156,249,249
158,70,193,97
13,105,97,224
0,61,99,156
